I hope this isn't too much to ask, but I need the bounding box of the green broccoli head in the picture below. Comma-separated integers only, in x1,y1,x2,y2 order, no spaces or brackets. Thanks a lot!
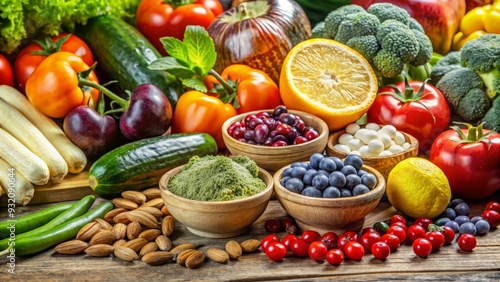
346,35,379,64
367,3,411,25
461,34,500,73
380,29,419,64
311,21,326,38
376,20,411,43
373,49,405,78
410,30,433,66
482,96,500,131
408,18,425,33
436,68,484,114
456,88,491,122
334,12,381,44
430,51,463,84
323,4,366,39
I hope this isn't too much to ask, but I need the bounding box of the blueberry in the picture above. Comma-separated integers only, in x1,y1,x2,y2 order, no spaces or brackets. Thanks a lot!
352,184,370,196
340,165,357,176
454,202,470,216
309,153,325,170
282,167,293,177
459,222,476,235
331,157,344,171
344,154,363,170
323,186,341,198
319,158,337,172
444,220,460,233
357,169,368,177
345,174,362,190
475,220,490,235
312,174,330,191
284,178,304,194
290,166,307,179
328,171,346,188
302,169,318,185
301,187,323,198
450,198,465,208
340,189,352,197
280,176,291,187
470,216,483,224
440,207,456,220
435,217,451,226
454,215,470,226
360,173,377,189
291,161,309,169
317,170,330,176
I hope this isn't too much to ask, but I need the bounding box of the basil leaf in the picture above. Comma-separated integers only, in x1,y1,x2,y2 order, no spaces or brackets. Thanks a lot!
184,25,217,75
148,57,196,78
183,78,208,93
160,37,188,63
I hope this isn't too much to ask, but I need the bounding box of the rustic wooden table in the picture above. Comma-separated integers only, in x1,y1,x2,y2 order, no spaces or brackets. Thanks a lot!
1,194,500,281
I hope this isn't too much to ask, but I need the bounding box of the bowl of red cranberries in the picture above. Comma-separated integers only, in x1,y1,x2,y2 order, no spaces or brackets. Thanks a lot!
222,106,329,172
272,153,386,234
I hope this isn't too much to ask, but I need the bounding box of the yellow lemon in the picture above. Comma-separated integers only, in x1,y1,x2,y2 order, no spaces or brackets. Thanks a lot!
386,158,451,219
279,38,378,131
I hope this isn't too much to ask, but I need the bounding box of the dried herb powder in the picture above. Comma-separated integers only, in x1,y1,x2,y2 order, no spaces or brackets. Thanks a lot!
167,155,267,201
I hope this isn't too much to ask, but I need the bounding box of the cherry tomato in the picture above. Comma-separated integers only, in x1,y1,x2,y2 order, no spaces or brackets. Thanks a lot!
291,238,309,258
406,224,427,245
337,231,359,252
308,241,328,262
264,218,282,233
414,218,434,232
458,234,477,252
380,233,400,252
389,214,407,227
371,241,391,260
373,221,390,235
265,241,287,262
360,231,381,252
261,234,280,253
425,231,445,251
412,238,433,258
442,226,456,245
321,232,338,250
482,210,500,228
301,230,322,245
390,221,407,232
281,234,297,251
0,54,14,87
386,225,407,244
326,248,344,266
361,227,379,235
344,241,365,261
486,201,500,213
282,217,298,234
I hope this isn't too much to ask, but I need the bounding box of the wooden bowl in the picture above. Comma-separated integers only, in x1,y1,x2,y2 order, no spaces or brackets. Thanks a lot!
273,164,385,235
159,165,274,238
326,127,419,180
222,109,329,172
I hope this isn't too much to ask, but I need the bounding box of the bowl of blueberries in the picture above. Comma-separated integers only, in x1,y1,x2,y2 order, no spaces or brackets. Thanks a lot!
273,153,386,234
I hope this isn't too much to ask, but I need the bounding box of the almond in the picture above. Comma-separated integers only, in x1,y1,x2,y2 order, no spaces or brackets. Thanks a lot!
114,246,138,262
122,237,149,253
139,229,161,242
206,248,229,264
84,244,115,257
113,211,131,224
140,198,164,209
135,207,163,221
170,243,196,255
185,250,205,269
139,242,159,257
225,240,242,260
126,221,142,240
112,223,127,240
155,235,173,251
122,190,147,205
76,222,101,241
241,239,261,253
104,208,127,223
113,239,127,249
54,240,88,255
95,218,113,230
127,210,158,229
161,215,175,237
142,251,174,266
176,249,198,266
90,230,117,246
112,198,139,210
161,206,170,216
142,188,161,200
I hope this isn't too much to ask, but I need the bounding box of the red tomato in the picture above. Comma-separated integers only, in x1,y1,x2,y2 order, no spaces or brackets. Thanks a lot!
0,54,14,87
290,238,309,258
337,231,359,253
380,233,400,252
261,234,280,253
406,224,427,245
281,234,297,251
486,201,500,213
412,238,433,258
136,0,222,55
265,241,287,262
360,231,381,252
344,241,365,261
414,218,434,232
326,248,344,266
301,230,322,245
308,241,328,262
442,226,456,245
367,79,450,153
320,232,338,250
389,214,407,227
482,210,500,228
13,33,94,92
371,241,391,260
386,225,407,244
425,231,445,251
430,125,500,200
458,234,477,252
390,221,407,232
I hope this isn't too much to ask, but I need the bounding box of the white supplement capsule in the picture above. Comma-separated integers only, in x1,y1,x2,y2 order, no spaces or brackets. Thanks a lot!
334,144,351,154
346,138,364,151
354,128,369,140
338,133,354,145
346,123,361,135
402,142,411,150
368,139,385,154
388,144,405,154
379,124,397,138
378,150,393,157
359,145,373,156
359,130,379,145
365,123,381,131
378,133,392,149
350,150,361,155
394,131,406,145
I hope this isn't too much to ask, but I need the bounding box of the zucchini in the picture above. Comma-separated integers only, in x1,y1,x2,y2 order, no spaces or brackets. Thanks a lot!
89,133,218,199
74,15,184,109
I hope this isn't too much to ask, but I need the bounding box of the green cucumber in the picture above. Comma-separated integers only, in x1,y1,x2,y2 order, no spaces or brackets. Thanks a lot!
88,133,218,199
74,14,184,109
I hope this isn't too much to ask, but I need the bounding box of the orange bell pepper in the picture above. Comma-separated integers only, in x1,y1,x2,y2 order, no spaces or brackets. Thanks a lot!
171,90,237,150
25,51,99,118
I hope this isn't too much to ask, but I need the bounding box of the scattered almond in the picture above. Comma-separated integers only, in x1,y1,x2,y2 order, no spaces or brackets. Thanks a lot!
206,248,229,263
127,210,158,229
126,221,142,240
142,251,174,266
114,246,138,262
185,250,205,269
113,239,127,249
85,244,115,257
111,223,127,240
139,242,159,257
139,229,161,242
141,198,164,209
90,230,117,246
122,190,147,205
170,243,196,255
241,239,261,253
177,249,198,266
113,211,131,224
104,208,127,223
161,215,175,237
54,240,89,255
142,188,161,200
135,207,163,221
76,222,101,241
112,198,139,210
155,235,172,251
161,206,170,216
95,218,113,230
225,240,242,260
122,237,149,253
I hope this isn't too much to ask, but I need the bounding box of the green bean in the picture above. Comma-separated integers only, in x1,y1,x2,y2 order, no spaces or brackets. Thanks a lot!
0,201,114,257
0,202,73,239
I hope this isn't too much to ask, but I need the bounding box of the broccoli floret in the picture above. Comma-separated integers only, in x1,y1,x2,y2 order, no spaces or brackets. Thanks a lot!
436,68,485,115
410,30,433,66
311,21,326,38
367,3,411,25
482,96,500,131
376,19,409,43
346,35,379,64
323,5,366,39
408,18,425,33
334,12,380,44
381,29,419,64
456,88,491,122
373,49,405,78
461,34,500,73
429,51,463,84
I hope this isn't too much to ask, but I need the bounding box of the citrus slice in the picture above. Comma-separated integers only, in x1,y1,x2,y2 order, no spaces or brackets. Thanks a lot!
279,38,378,131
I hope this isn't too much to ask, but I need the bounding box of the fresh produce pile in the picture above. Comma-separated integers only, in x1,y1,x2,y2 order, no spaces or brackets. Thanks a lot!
0,0,499,270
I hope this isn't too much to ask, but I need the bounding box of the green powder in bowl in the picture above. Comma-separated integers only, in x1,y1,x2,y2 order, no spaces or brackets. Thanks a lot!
167,155,267,201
